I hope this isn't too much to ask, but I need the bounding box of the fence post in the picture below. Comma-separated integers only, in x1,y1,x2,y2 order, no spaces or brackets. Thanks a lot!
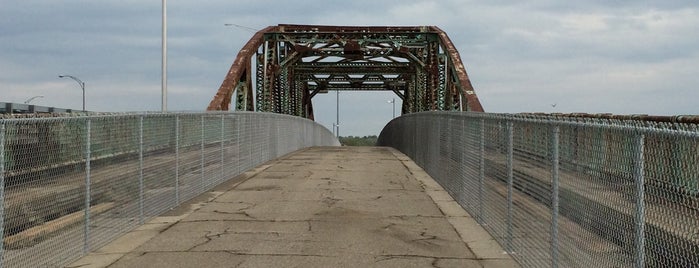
200,115,205,189
459,116,466,208
551,125,560,268
84,119,92,253
634,133,646,268
139,116,144,224
249,115,253,168
506,121,514,254
236,115,241,176
479,118,485,225
0,123,5,268
221,114,225,183
175,115,180,205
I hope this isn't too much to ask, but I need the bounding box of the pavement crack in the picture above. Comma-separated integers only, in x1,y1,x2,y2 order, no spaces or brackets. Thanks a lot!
234,201,257,211
157,222,178,234
187,231,214,251
408,231,440,247
212,210,257,219
188,228,231,251
321,196,341,207
375,254,468,261
382,223,396,230
232,231,281,237
431,258,440,268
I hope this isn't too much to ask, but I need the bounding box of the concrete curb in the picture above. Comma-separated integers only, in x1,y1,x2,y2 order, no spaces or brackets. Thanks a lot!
387,148,519,268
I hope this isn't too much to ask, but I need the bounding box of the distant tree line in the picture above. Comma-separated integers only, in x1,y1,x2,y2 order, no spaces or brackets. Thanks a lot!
338,135,378,146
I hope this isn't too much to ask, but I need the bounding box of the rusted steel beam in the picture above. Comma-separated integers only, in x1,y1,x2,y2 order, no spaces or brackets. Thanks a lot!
277,24,429,33
207,24,485,116
207,26,277,111
430,26,484,112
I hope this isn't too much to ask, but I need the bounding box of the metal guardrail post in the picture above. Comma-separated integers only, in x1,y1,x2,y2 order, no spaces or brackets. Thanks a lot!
506,121,514,254
139,116,144,224
175,115,180,205
84,119,92,253
0,123,5,268
236,115,241,176
459,117,466,207
221,114,225,182
551,125,560,268
249,116,253,168
634,133,646,268
479,118,485,225
200,115,205,189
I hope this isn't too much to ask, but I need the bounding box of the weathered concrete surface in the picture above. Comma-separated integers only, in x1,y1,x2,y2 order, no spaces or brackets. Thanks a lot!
67,146,517,268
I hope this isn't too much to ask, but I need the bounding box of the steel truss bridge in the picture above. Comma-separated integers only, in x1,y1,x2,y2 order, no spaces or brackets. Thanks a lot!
2,24,699,268
207,24,484,119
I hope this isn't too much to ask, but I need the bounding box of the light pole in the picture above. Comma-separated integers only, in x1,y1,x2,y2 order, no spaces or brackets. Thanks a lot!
387,98,395,118
58,75,85,111
162,0,167,112
24,95,44,104
336,90,340,138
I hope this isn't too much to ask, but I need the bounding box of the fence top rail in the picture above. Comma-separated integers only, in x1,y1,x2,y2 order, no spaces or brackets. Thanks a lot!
396,111,699,138
0,111,314,124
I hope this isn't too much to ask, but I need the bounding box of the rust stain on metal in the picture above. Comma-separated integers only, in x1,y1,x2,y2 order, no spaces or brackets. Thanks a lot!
207,26,278,111
207,24,486,116
429,26,484,112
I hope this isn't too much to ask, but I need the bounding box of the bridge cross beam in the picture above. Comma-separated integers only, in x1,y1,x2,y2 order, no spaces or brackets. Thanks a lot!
208,24,485,117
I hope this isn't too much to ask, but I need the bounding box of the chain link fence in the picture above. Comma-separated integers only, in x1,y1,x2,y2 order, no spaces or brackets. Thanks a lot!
378,111,699,268
0,111,338,267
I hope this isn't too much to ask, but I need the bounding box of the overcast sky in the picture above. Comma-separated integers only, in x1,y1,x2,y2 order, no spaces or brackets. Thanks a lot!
2,1,698,136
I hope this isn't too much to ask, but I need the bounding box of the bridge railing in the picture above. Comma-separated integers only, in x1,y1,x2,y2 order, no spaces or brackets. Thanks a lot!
0,112,338,267
379,111,699,268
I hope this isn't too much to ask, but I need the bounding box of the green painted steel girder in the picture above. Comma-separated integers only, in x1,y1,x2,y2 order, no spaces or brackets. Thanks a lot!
208,24,484,118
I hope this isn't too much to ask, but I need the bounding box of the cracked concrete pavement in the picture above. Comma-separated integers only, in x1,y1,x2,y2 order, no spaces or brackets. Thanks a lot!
68,146,517,268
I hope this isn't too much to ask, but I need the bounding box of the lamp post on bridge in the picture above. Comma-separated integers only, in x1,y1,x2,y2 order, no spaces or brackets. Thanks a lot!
24,95,44,104
58,75,85,111
162,0,167,112
387,98,395,119
224,23,258,32
336,90,340,138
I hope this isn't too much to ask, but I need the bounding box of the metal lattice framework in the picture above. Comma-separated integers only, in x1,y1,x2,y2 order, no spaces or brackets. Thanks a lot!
207,24,484,119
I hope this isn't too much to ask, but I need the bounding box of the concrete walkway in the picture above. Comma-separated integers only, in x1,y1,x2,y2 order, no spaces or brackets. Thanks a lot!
68,147,517,268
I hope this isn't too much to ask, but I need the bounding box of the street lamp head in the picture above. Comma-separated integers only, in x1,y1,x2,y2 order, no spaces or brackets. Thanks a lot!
224,23,258,32
58,74,86,111
24,95,44,104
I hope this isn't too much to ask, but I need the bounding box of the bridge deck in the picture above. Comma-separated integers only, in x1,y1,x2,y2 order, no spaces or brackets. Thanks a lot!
67,146,516,268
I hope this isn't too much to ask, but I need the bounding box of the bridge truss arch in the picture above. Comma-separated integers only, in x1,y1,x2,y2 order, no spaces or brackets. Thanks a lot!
207,24,484,119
